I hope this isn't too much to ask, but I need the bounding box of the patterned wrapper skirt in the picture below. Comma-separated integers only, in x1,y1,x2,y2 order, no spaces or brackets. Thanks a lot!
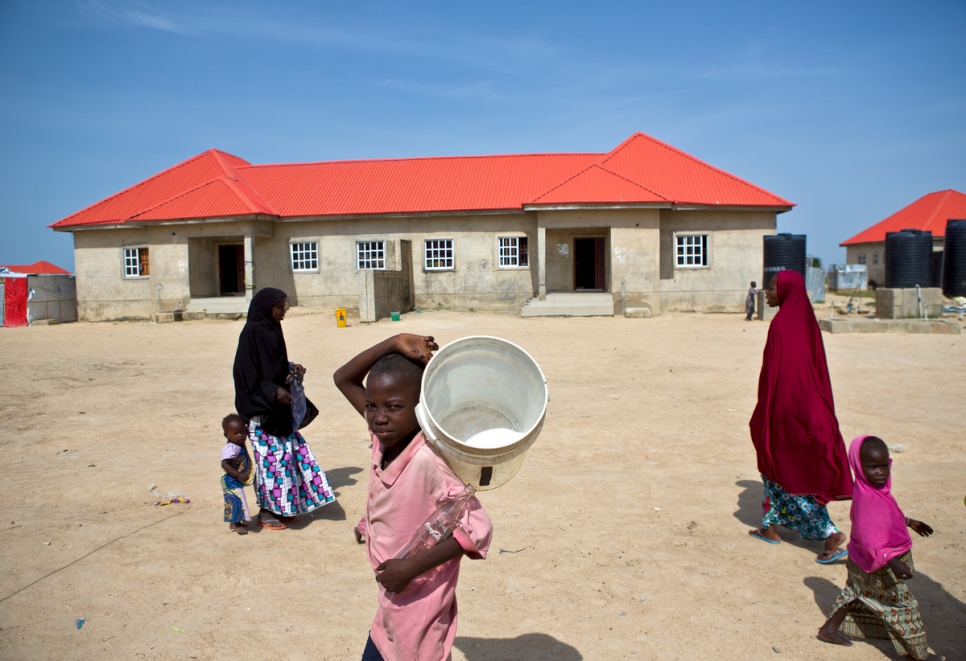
248,417,336,517
222,473,251,524
761,476,839,541
830,551,929,660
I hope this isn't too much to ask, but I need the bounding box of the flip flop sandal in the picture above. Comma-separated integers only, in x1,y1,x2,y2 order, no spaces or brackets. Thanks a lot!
749,529,781,545
816,548,848,564
231,524,248,535
258,518,287,530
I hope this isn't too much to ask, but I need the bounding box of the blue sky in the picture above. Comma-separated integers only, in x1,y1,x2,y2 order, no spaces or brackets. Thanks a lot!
1,1,964,271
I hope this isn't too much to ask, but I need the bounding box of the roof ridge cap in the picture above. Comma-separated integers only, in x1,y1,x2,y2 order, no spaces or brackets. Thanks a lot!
129,178,238,219
594,163,670,200
220,175,278,215
530,162,669,203
604,132,793,206
238,151,605,170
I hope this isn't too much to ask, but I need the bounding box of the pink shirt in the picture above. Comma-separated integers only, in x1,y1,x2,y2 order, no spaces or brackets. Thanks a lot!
365,431,492,661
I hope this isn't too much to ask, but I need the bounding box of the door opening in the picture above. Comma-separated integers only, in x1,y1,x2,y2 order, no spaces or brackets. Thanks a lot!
218,244,245,295
573,237,606,291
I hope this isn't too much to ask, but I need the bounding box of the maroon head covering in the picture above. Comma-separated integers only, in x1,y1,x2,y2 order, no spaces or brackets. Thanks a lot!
749,270,853,504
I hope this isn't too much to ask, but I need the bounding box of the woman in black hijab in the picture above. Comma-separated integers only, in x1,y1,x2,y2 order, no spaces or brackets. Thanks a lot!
233,287,335,529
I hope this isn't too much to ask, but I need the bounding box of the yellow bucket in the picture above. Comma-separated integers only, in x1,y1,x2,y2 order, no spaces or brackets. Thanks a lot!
335,307,347,328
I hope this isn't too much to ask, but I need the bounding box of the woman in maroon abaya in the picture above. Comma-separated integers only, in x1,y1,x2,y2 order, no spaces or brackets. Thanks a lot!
748,270,853,563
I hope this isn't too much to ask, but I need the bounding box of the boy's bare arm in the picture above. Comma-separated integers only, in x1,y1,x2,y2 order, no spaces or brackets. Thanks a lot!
375,536,464,594
333,334,438,416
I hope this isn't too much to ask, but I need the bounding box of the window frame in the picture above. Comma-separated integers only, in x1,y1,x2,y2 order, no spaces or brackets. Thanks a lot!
290,241,319,273
123,246,150,278
674,233,710,269
356,240,386,270
497,236,529,269
424,238,455,271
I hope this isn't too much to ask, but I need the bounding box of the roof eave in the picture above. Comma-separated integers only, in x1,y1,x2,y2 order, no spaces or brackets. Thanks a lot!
51,213,278,231
278,208,528,222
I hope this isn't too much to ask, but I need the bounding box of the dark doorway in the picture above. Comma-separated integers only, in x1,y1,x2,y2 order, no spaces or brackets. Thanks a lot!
573,237,605,290
218,244,245,295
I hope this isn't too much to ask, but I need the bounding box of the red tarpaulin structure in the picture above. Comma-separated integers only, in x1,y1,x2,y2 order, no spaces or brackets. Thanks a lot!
2,277,28,327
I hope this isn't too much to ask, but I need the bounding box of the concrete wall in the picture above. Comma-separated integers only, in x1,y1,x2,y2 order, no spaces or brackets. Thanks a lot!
71,219,269,321
846,243,885,286
658,209,776,313
359,240,416,322
537,209,662,314
253,213,536,312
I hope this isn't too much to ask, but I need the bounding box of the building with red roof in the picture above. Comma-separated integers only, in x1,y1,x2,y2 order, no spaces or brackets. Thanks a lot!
50,132,793,321
0,261,72,276
840,189,966,286
0,262,76,327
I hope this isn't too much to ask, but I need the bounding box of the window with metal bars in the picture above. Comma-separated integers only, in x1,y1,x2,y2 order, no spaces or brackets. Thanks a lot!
424,239,454,270
290,242,318,272
123,247,150,277
357,241,385,270
675,234,708,268
498,237,528,267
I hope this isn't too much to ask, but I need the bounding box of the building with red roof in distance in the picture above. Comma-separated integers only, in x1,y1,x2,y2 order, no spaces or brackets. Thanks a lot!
0,261,76,327
840,189,966,287
50,132,793,321
0,261,72,276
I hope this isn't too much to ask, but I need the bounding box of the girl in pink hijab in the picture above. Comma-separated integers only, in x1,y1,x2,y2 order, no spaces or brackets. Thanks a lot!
818,435,934,659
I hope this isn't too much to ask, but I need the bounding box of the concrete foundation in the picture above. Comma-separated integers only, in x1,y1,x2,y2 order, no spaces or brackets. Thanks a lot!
819,318,961,334
875,288,943,319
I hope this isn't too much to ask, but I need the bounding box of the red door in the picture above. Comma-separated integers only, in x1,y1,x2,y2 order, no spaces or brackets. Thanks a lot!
3,277,28,327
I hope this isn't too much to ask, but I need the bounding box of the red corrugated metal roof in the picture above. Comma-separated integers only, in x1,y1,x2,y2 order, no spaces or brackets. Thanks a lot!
239,153,599,217
593,133,793,207
840,189,966,246
50,149,273,227
0,260,72,275
50,133,793,229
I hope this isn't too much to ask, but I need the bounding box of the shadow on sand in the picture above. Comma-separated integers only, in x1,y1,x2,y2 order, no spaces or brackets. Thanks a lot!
455,633,582,661
324,465,365,495
734,479,844,559
804,571,966,659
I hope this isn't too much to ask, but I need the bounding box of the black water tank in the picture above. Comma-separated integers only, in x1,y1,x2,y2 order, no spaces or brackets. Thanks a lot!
762,234,806,286
885,229,933,288
943,219,966,297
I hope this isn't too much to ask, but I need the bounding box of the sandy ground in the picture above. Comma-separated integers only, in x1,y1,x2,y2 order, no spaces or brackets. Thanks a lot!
1,309,964,661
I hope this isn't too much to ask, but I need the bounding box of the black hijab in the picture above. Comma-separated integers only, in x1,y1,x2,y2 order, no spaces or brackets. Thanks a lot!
233,288,293,436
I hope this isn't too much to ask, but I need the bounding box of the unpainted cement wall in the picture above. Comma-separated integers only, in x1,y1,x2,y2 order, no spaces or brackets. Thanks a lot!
658,209,776,313
71,219,269,321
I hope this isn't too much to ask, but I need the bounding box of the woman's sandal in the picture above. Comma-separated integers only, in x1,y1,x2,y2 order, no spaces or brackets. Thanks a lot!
230,523,249,535
258,515,287,530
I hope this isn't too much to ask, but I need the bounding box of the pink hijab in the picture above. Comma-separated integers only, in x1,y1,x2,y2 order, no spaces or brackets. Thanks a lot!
749,270,853,504
846,435,912,573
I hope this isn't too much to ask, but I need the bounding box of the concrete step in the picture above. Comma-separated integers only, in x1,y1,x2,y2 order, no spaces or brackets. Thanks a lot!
186,296,249,314
521,292,614,317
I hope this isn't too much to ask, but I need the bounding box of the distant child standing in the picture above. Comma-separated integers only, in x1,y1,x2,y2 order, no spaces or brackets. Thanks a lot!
818,436,934,658
334,334,492,661
221,413,254,535
745,281,759,320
